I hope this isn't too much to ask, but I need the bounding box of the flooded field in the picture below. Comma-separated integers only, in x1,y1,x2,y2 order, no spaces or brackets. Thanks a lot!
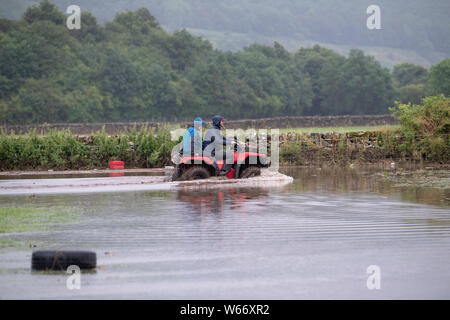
0,165,449,299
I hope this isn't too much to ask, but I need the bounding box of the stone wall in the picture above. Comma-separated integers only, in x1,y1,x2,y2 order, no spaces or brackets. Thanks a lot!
2,114,398,134
216,114,398,130
1,122,160,135
275,130,404,164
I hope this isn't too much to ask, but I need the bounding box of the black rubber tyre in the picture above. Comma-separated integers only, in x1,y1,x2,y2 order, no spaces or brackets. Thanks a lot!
171,167,182,181
179,166,211,181
239,166,261,178
31,250,97,271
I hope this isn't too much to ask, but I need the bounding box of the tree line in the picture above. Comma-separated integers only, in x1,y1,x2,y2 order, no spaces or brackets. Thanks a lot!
0,1,449,124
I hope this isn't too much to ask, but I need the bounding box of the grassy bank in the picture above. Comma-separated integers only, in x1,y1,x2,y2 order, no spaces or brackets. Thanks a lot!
0,126,446,170
0,125,181,170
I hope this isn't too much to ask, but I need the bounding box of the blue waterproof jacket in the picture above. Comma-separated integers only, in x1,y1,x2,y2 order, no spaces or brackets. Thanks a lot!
182,117,205,155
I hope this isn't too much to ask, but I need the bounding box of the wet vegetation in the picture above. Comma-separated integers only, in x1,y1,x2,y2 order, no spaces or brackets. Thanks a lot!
280,95,449,165
390,94,449,162
0,125,180,170
0,207,79,233
376,169,450,189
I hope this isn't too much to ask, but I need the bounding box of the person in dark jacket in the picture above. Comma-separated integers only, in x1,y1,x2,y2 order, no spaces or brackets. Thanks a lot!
203,115,241,175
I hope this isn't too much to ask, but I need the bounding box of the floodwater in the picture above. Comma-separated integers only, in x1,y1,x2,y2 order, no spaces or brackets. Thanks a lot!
0,165,449,299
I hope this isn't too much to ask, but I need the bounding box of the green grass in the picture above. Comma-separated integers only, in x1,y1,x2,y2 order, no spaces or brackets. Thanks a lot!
279,125,400,134
0,207,80,233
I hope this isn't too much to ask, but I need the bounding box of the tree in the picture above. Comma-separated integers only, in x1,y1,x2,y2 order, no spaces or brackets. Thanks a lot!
23,0,65,25
64,86,105,122
99,49,141,101
142,63,178,120
294,45,345,115
0,5,421,124
392,63,428,87
396,84,426,105
188,53,240,118
320,50,395,115
110,7,161,34
10,78,67,124
168,29,213,72
0,75,12,98
70,11,104,42
427,58,450,96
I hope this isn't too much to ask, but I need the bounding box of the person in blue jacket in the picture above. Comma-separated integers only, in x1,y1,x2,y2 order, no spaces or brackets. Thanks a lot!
182,117,206,156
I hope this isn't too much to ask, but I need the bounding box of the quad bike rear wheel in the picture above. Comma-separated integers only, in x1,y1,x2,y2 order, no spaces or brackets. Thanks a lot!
239,166,261,178
171,167,181,181
179,166,211,181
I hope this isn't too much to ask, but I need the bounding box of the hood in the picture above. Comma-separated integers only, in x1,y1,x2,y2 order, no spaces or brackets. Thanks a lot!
211,115,224,129
194,117,206,127
186,126,195,136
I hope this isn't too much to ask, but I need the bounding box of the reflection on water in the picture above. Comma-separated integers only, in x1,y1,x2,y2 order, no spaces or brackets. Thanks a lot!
177,188,268,215
0,165,449,299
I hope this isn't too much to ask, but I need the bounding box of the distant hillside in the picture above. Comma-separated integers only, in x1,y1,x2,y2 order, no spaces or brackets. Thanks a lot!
1,0,449,68
185,28,437,69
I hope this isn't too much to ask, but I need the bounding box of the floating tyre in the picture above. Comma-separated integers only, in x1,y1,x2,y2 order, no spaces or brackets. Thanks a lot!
109,160,124,169
31,250,97,271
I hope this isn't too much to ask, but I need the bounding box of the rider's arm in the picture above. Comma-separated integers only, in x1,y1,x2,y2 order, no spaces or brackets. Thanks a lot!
219,132,236,146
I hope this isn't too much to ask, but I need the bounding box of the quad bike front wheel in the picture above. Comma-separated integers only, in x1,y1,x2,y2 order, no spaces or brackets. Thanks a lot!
179,166,211,181
239,166,261,178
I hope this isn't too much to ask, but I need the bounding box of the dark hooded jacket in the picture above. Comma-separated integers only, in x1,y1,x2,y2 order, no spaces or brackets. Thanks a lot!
202,115,234,157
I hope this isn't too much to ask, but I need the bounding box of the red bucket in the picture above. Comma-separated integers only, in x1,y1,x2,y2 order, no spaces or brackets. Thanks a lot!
226,168,234,179
109,161,124,169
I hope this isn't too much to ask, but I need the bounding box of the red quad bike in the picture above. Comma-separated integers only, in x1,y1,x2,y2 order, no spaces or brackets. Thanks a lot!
171,144,270,181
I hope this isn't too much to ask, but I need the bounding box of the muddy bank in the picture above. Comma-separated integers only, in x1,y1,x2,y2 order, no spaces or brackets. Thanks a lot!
0,168,165,177
0,176,171,195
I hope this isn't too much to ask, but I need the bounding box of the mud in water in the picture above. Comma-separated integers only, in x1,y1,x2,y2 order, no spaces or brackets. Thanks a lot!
0,169,293,195
174,169,293,190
